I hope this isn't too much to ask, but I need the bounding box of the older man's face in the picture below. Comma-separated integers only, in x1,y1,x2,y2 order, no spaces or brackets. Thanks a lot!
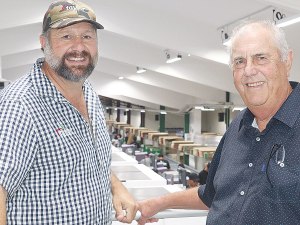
232,25,292,110
44,22,98,82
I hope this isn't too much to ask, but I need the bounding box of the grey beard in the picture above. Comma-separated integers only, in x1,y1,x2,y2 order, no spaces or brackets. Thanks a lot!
44,44,98,82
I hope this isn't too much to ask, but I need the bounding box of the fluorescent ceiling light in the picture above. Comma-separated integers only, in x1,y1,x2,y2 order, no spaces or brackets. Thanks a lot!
232,107,246,111
195,106,215,111
119,77,124,80
115,108,118,110
160,111,167,114
166,54,182,63
141,110,146,113
277,13,300,27
137,67,147,73
126,108,130,111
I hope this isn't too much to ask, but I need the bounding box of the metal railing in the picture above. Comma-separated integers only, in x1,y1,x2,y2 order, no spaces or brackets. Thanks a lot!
111,209,208,221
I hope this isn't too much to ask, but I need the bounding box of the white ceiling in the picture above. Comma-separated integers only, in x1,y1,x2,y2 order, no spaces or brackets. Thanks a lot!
1,0,300,111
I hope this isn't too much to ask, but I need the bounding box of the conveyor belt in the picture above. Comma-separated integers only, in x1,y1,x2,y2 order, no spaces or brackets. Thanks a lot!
111,165,140,172
113,171,151,181
112,153,125,161
126,187,170,201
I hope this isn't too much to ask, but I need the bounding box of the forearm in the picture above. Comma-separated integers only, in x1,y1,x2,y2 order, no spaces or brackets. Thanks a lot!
151,187,208,212
137,187,208,225
164,187,208,210
111,172,139,223
0,185,7,225
111,171,125,194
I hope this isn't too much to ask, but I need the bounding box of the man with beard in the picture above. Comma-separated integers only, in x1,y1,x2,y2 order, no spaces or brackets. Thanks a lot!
0,0,138,224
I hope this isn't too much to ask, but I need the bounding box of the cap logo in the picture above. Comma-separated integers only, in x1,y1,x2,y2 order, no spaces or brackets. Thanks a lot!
61,3,77,12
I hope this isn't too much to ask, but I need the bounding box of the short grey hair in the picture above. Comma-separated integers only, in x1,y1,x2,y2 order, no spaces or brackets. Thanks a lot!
41,28,51,52
228,20,289,69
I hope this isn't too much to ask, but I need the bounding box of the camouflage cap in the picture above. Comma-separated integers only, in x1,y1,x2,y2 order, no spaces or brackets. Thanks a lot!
43,0,104,32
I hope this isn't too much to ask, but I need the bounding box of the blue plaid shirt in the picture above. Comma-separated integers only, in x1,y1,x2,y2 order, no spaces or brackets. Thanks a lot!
0,58,112,224
199,81,300,224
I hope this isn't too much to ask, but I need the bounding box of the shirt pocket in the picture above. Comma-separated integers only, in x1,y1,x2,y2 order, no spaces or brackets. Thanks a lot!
262,158,300,203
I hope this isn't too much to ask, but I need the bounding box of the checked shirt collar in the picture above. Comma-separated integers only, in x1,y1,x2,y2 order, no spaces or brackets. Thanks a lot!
30,58,103,122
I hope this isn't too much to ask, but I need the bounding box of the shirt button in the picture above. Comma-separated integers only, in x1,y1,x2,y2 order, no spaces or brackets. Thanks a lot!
256,137,260,141
249,163,253,167
240,191,245,196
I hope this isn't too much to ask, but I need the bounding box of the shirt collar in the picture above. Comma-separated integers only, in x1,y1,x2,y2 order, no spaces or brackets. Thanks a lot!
251,118,258,129
239,108,255,131
239,81,300,130
30,58,103,121
31,58,67,102
273,81,300,128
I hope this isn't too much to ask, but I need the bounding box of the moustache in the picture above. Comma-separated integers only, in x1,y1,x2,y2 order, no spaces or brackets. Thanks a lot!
63,51,92,61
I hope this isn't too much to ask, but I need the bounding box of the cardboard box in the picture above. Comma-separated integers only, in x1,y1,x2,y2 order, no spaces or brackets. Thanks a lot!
148,133,169,141
129,127,140,134
132,127,147,136
159,136,183,145
140,130,158,138
170,141,194,149
163,136,183,145
118,124,131,130
177,144,204,152
193,147,217,157
105,120,115,125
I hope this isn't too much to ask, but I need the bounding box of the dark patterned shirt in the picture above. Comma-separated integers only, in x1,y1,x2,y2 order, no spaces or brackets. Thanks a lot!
199,81,300,224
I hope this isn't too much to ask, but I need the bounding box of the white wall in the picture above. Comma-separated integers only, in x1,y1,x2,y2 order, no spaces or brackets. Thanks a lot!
201,110,240,135
165,113,184,129
130,110,141,127
145,111,185,131
201,110,226,135
189,110,202,135
145,111,160,130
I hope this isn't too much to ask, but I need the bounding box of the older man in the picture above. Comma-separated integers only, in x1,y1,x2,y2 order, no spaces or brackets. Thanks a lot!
0,0,138,224
137,20,299,225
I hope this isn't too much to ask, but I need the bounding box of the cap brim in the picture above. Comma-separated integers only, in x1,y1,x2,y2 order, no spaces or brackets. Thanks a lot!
49,17,104,30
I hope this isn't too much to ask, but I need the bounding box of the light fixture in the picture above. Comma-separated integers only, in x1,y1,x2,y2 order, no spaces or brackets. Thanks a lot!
188,54,191,57
165,50,182,63
126,108,130,111
223,38,231,46
106,107,109,109
160,111,167,114
115,108,118,110
277,13,300,27
232,106,246,111
166,54,182,63
195,106,215,111
119,77,124,80
137,67,147,73
141,110,146,113
221,30,231,46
